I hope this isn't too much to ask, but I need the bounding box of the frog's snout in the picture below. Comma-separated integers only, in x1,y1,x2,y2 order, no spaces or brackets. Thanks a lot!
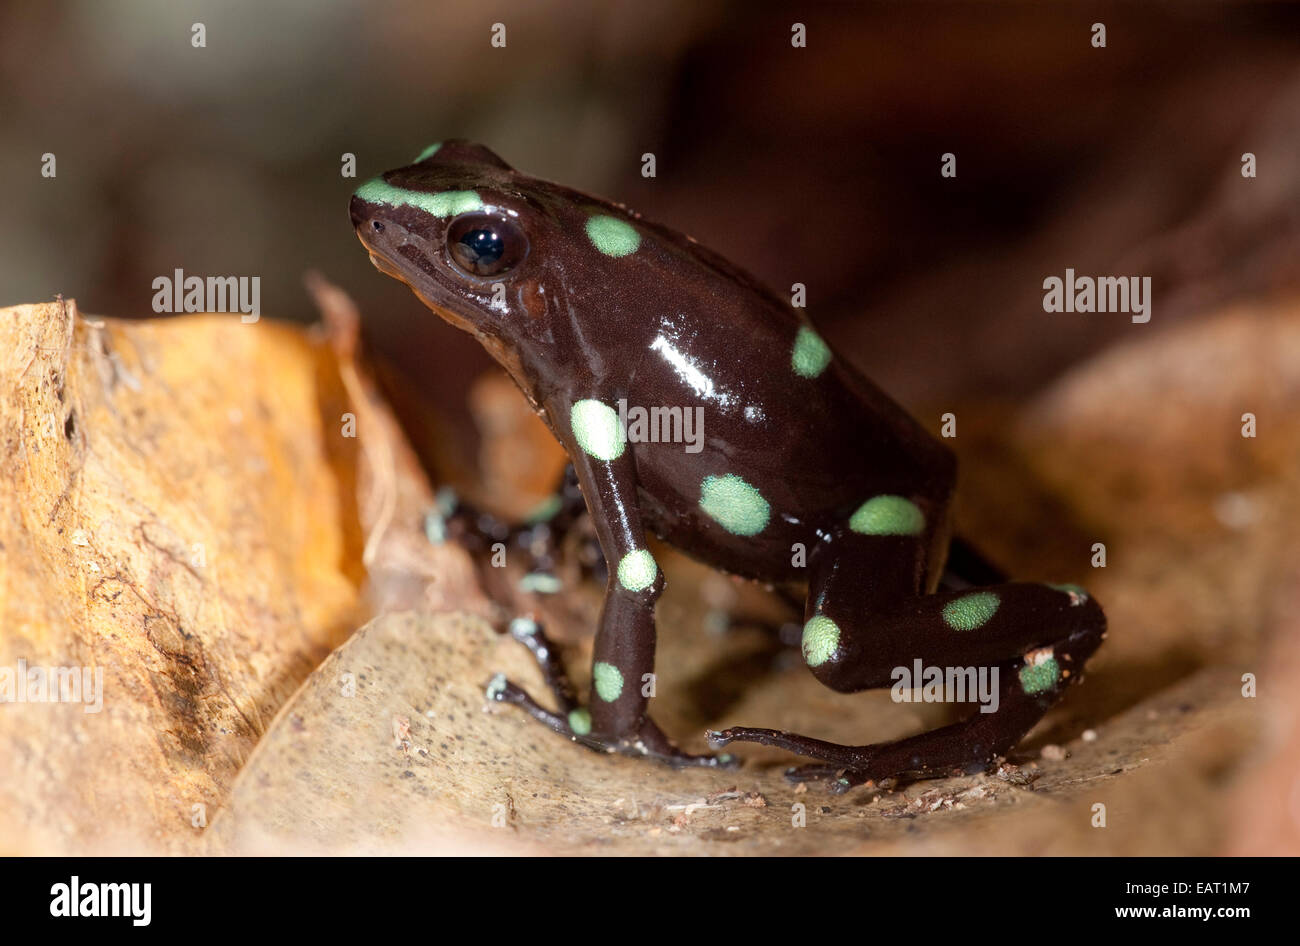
349,195,384,236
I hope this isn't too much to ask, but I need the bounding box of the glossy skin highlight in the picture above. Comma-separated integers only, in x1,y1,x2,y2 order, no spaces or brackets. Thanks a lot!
350,141,1107,789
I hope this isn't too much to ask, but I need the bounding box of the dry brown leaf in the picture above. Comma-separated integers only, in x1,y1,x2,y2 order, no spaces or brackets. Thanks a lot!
3,293,1295,854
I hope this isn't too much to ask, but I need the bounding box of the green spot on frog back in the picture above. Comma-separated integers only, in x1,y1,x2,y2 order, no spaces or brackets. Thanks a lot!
592,662,624,702
942,591,1001,631
801,615,840,667
699,473,771,536
570,399,626,462
848,495,925,536
414,142,442,162
617,549,658,592
1019,657,1060,695
585,214,641,257
791,326,831,378
353,177,483,217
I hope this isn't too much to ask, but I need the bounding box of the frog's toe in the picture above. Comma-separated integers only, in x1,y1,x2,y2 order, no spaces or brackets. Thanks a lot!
497,615,580,711
783,762,843,783
784,763,874,793
481,673,579,739
484,672,510,702
661,747,741,770
705,729,733,750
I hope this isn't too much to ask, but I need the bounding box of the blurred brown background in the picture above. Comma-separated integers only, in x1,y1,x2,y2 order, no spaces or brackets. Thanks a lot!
3,0,1299,464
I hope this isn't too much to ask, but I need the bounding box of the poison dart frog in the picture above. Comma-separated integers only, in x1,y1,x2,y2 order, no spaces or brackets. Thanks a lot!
349,140,1106,791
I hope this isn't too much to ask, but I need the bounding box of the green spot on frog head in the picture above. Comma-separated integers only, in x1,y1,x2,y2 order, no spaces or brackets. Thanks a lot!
585,214,641,257
350,141,531,343
414,141,443,163
351,141,662,400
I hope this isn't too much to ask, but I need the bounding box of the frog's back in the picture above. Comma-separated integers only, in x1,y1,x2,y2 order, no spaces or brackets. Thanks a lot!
614,226,955,579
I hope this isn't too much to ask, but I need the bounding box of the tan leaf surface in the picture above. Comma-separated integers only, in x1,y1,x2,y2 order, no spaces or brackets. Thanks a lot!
3,295,1293,855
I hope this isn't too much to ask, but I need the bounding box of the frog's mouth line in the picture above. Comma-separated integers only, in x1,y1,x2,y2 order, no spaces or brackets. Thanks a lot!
354,228,478,335
354,229,533,399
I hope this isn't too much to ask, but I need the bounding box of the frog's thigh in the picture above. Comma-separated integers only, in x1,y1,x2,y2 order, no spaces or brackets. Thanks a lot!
802,527,926,693
802,505,1101,695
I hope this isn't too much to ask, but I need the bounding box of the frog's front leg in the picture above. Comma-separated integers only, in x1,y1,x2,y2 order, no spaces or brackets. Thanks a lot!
708,501,1106,790
487,396,736,770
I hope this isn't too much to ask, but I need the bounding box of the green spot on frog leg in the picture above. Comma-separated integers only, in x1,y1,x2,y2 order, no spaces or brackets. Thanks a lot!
413,141,442,162
1047,582,1090,606
508,616,538,637
525,494,563,524
1019,651,1060,695
592,662,624,702
423,509,448,545
585,214,641,257
518,572,562,594
848,495,925,536
617,549,658,592
699,474,771,536
485,673,507,700
568,707,592,735
801,615,841,667
942,591,1001,631
353,178,483,217
570,399,626,462
791,326,831,378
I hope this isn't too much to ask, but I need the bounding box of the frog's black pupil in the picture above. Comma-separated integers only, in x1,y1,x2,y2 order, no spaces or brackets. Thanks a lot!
459,228,503,267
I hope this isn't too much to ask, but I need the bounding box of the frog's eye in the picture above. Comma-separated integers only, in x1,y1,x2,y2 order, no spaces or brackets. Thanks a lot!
446,215,527,278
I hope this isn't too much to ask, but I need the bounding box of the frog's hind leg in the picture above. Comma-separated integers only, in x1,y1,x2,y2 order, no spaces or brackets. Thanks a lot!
707,509,1106,791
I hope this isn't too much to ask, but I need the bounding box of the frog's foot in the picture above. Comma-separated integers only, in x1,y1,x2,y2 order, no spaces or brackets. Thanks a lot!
429,465,598,579
499,615,579,711
704,729,887,793
708,726,867,770
707,722,995,789
622,715,742,770
486,618,738,770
